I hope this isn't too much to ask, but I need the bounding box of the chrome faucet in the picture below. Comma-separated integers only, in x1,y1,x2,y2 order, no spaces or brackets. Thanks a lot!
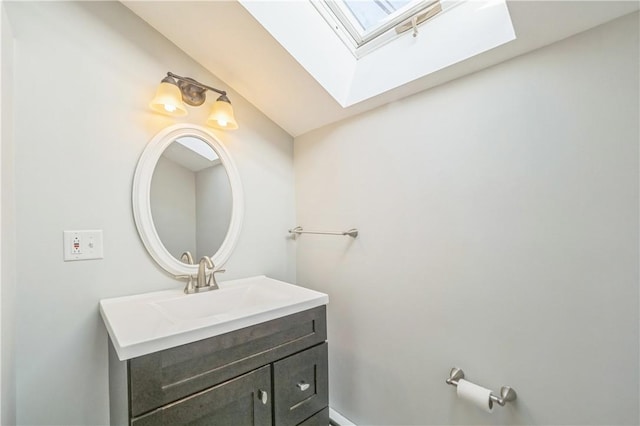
194,256,225,292
180,251,196,294
180,251,194,265
179,254,225,294
197,256,214,288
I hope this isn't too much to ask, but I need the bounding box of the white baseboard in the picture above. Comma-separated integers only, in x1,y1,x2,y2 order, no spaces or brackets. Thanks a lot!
329,408,356,426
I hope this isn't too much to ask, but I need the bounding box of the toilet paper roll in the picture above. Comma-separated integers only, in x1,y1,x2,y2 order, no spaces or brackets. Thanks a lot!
456,379,494,413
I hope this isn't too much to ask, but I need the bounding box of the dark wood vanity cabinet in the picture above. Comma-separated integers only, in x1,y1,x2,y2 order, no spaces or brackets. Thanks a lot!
109,306,329,426
273,343,329,425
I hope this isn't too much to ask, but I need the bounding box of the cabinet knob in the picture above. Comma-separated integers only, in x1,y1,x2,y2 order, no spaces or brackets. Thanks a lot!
297,382,310,391
258,389,268,405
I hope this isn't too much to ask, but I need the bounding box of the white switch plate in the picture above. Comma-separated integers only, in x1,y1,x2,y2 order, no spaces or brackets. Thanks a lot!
63,230,104,261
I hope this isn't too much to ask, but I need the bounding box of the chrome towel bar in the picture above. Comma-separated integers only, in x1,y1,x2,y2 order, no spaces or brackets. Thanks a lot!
446,367,517,407
288,226,358,238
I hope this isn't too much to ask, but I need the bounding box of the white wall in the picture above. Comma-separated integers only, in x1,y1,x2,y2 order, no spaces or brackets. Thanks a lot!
5,1,296,424
295,12,639,425
151,156,197,259
1,2,16,424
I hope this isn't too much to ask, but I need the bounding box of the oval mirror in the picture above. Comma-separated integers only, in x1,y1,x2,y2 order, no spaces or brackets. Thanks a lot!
133,124,243,277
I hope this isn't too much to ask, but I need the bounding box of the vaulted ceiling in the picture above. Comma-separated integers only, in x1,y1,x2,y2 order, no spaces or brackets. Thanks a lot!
122,1,639,137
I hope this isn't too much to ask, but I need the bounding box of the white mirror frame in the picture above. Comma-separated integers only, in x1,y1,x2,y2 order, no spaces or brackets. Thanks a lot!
132,123,244,277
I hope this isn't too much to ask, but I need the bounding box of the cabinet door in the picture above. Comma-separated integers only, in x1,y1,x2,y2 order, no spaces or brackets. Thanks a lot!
273,343,328,426
132,365,272,426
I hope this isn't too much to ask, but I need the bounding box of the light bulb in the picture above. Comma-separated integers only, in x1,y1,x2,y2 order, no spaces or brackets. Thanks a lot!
206,95,238,130
149,77,187,116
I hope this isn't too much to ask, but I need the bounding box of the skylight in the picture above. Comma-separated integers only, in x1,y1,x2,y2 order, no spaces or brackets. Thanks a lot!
343,1,414,32
162,137,221,173
314,0,442,56
239,0,515,107
176,136,218,162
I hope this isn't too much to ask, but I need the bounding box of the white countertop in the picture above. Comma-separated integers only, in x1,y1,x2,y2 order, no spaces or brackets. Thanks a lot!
99,275,328,360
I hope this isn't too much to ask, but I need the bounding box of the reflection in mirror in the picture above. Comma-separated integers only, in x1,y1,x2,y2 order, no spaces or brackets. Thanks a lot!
150,136,232,264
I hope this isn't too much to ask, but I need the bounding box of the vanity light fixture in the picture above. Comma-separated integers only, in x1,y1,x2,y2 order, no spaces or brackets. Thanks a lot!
149,72,238,130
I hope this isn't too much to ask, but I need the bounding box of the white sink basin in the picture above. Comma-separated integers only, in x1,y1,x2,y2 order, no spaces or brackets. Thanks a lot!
151,283,292,321
99,275,328,360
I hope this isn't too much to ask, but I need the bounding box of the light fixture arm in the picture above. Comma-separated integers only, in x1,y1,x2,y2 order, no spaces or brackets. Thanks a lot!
150,71,238,129
167,72,226,97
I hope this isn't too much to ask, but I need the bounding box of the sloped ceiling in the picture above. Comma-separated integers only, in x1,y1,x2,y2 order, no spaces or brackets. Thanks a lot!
122,1,639,137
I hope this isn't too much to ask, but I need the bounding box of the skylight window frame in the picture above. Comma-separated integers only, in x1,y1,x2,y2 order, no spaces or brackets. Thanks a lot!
176,136,219,162
313,0,442,58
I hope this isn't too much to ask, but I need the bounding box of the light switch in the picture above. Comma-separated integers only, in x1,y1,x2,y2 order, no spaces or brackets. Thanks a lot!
63,230,104,261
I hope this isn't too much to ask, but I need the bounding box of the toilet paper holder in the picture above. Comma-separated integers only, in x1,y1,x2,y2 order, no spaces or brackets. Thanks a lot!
446,367,517,406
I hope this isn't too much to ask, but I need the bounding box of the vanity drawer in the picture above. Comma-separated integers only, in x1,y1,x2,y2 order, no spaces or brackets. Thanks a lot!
131,365,272,426
129,306,326,417
298,407,330,426
273,343,328,426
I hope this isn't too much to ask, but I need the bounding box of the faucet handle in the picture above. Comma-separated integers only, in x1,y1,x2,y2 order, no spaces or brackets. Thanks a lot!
206,268,225,289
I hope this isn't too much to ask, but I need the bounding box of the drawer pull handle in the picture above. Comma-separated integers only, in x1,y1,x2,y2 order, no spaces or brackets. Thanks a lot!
258,389,268,404
297,382,310,391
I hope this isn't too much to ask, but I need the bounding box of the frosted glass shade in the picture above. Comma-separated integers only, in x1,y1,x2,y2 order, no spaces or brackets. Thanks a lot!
149,81,188,116
207,98,238,130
